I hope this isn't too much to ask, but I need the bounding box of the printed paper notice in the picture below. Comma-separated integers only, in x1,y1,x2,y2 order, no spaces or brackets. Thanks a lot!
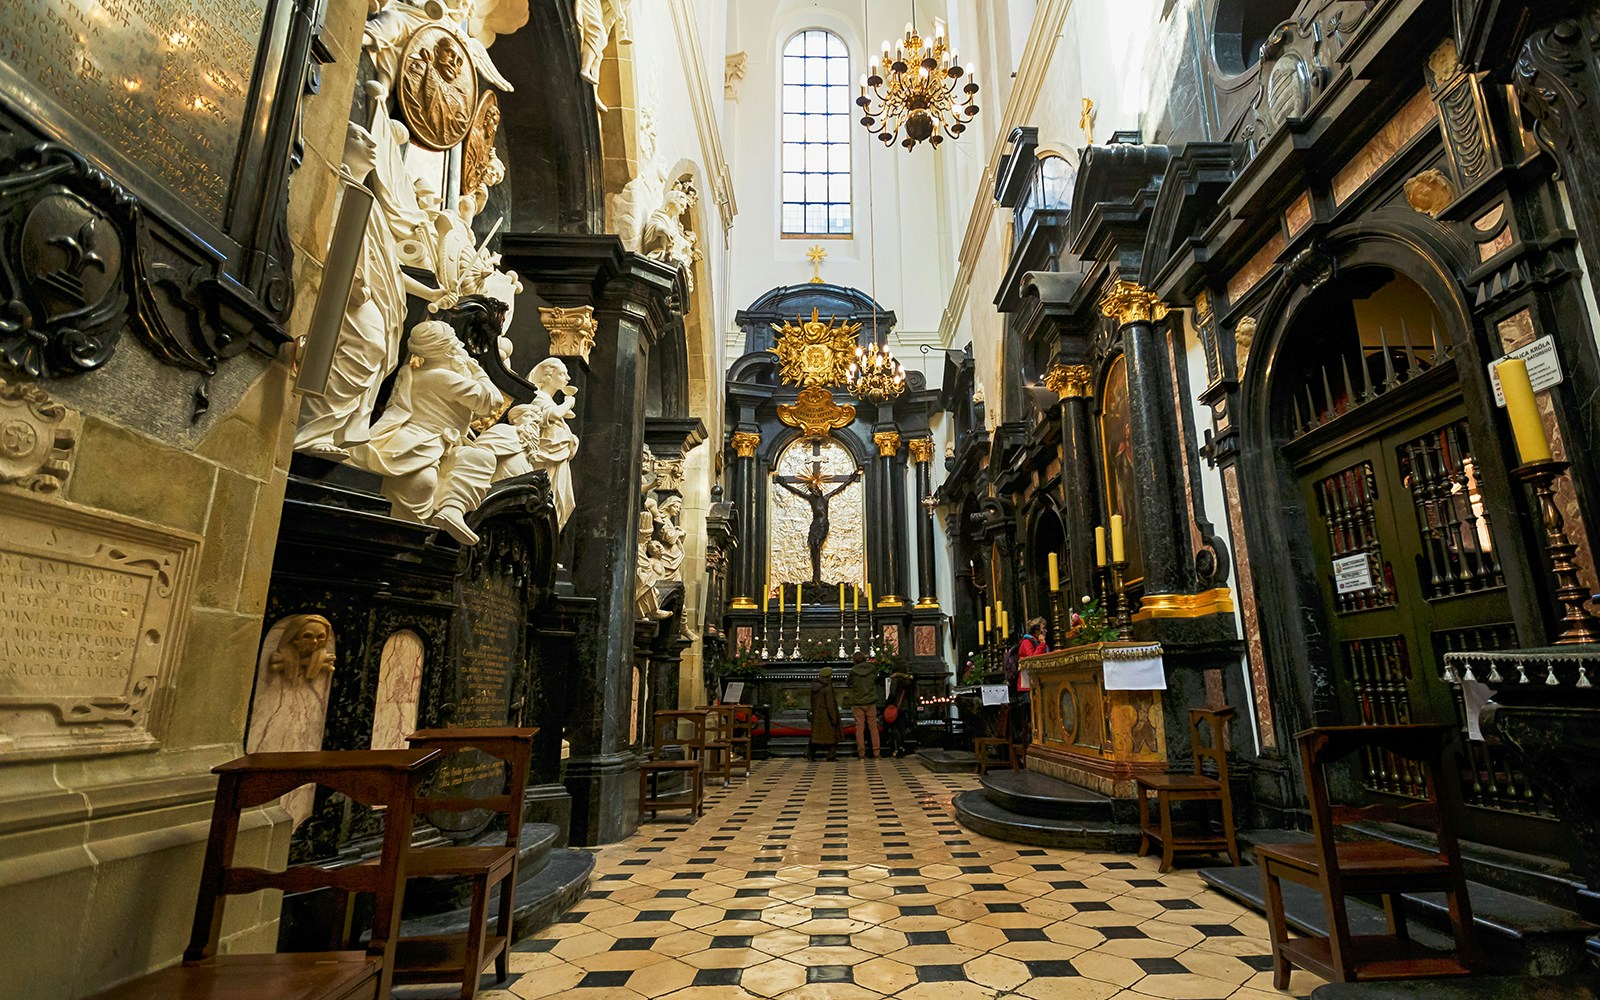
723,682,746,704
1333,554,1375,595
980,684,1010,706
1489,336,1564,405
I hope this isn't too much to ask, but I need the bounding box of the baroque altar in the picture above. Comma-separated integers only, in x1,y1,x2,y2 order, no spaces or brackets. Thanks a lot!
1025,642,1169,797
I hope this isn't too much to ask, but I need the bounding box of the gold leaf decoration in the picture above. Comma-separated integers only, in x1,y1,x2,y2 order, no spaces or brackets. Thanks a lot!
777,385,856,439
769,308,863,387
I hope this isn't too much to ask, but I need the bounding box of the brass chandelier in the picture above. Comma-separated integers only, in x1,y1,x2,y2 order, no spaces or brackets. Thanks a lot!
846,337,906,403
857,15,979,150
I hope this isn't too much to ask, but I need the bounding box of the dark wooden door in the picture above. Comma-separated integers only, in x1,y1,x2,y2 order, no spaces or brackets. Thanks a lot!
1296,398,1561,852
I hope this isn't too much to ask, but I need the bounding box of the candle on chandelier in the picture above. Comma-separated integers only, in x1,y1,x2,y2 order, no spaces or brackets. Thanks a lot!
1498,357,1553,464
1111,514,1127,564
1095,527,1107,568
1048,552,1060,592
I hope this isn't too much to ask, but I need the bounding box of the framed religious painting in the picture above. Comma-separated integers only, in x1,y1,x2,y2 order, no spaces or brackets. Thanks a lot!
1099,354,1145,585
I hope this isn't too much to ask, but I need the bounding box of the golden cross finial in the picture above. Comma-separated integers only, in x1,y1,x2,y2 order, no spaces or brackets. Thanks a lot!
1080,97,1097,146
806,245,828,284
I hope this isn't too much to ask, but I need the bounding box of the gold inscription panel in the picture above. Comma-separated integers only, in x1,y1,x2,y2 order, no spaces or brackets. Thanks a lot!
0,490,201,760
0,0,270,224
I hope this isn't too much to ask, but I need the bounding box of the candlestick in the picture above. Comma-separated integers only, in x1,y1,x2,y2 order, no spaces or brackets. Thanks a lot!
1111,515,1126,564
1517,460,1600,644
1048,552,1060,592
1498,358,1553,464
1112,558,1133,640
1095,527,1107,568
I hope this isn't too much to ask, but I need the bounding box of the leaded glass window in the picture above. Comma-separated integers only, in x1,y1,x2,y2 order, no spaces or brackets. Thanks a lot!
781,29,852,236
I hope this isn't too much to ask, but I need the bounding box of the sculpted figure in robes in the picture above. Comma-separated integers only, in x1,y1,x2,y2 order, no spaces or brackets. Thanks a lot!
346,320,501,543
640,175,702,290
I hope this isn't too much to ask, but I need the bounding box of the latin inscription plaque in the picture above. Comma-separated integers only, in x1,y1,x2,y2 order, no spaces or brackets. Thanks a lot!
0,0,271,225
0,490,201,760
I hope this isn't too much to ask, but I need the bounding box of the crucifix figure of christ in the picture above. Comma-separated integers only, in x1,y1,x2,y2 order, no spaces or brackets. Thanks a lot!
773,445,862,586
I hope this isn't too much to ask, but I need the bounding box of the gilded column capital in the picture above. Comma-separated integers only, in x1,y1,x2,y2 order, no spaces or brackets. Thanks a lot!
1043,363,1093,399
906,437,935,463
873,430,902,457
539,305,598,363
1098,280,1169,327
730,430,761,458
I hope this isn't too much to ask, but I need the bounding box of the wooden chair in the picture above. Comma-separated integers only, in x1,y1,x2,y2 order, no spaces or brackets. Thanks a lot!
640,710,708,820
393,727,538,1000
974,704,1019,776
728,704,755,777
1135,707,1241,873
699,705,735,789
86,748,440,1000
1258,724,1474,989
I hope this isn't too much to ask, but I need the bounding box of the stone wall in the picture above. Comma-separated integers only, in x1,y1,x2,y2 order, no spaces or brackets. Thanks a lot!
0,2,368,995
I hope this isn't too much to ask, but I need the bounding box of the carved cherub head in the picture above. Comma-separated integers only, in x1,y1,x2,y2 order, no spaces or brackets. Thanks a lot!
269,614,336,682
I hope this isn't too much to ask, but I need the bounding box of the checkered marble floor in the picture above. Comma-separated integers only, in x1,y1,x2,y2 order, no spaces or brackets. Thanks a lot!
400,759,1323,999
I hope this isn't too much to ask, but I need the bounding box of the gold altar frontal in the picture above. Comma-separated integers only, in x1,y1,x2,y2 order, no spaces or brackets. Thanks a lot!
1024,642,1167,798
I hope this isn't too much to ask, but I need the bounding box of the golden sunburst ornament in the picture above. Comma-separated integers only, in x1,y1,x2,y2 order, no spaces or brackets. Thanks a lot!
769,308,863,387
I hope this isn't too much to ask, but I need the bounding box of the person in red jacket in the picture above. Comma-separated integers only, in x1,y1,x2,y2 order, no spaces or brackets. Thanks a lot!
1014,618,1048,755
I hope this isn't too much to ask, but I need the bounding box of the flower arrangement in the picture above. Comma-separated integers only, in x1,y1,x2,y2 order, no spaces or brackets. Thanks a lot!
960,650,988,686
799,638,836,661
1063,595,1120,647
716,646,765,678
872,652,907,678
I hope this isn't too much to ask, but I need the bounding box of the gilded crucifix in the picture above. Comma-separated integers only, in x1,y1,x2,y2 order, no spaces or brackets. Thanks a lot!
773,439,861,586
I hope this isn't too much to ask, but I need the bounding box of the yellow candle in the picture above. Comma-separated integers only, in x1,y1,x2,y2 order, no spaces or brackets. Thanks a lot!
978,621,986,645
853,585,860,611
866,583,874,607
996,597,1003,614
1111,514,1126,564
763,582,770,613
1498,357,1552,464
1048,552,1060,592
794,582,801,608
779,584,785,614
985,605,993,631
1095,527,1107,568
838,582,845,611
1000,610,1009,636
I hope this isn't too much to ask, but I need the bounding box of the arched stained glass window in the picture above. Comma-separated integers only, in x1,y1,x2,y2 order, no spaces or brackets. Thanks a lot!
781,29,852,236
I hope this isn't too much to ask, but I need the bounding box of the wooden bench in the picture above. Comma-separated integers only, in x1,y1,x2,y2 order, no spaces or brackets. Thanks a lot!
1258,724,1474,989
86,748,440,1000
393,727,539,1000
1135,707,1240,872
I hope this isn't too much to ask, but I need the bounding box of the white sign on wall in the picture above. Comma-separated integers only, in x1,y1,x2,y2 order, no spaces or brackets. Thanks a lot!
1333,554,1376,595
1488,336,1564,405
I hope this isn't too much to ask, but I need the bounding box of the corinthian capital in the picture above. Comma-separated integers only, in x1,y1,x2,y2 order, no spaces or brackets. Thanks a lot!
906,437,935,463
873,430,901,457
1098,280,1169,327
1043,364,1093,399
730,430,761,458
540,305,597,363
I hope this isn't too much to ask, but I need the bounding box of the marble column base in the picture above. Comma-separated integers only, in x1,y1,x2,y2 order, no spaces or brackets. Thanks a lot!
563,751,642,846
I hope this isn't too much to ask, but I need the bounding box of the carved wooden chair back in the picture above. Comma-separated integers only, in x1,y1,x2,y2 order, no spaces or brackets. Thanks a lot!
649,710,708,761
1298,724,1458,870
406,727,539,849
186,749,440,992
1189,708,1235,784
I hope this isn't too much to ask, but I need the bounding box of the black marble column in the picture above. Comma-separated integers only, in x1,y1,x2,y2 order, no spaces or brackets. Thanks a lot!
500,234,681,846
729,429,761,604
873,430,906,603
909,438,938,605
1102,282,1193,598
1050,364,1099,602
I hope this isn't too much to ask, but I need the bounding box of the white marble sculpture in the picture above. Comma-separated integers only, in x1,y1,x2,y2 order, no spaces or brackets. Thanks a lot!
366,0,514,96
654,494,686,582
576,0,633,99
636,496,669,621
346,320,502,543
641,174,702,291
268,614,338,682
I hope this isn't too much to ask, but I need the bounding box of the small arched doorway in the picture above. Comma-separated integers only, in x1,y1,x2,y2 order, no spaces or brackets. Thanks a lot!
1265,265,1561,852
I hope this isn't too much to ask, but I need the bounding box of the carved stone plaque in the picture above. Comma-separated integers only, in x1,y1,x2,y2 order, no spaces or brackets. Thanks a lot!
0,490,201,760
0,0,270,226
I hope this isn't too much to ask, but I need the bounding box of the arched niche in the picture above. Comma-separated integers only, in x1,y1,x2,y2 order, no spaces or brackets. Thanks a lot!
1026,502,1067,626
488,2,604,233
246,615,337,828
370,630,425,751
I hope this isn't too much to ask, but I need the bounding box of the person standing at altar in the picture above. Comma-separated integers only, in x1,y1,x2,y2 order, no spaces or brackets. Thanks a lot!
884,669,918,759
848,652,883,760
809,667,840,761
1014,618,1048,755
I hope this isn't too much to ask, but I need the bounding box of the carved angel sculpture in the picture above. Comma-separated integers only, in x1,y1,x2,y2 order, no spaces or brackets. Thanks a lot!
635,497,670,620
641,175,702,291
346,320,502,544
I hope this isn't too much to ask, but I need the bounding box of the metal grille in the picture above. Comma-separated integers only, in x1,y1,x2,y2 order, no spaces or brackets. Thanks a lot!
1398,420,1504,600
1342,636,1425,797
1434,623,1557,818
1315,462,1395,613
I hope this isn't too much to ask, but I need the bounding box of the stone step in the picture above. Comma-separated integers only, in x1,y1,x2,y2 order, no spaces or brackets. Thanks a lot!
980,770,1119,822
916,748,979,773
1201,863,1596,976
1310,975,1600,999
952,788,1140,851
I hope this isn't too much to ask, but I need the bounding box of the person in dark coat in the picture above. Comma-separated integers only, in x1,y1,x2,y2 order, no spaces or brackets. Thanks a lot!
848,652,882,759
809,666,840,761
884,670,918,758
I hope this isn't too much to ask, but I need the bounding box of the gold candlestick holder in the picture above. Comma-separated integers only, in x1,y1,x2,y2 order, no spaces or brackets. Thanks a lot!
1112,560,1133,640
1050,589,1066,647
1517,460,1600,645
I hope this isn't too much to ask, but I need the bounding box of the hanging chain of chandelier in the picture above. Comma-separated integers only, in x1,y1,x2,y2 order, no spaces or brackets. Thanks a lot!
846,337,906,402
857,17,979,151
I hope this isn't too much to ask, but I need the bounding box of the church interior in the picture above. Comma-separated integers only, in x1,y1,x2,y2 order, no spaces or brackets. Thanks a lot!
7,1,1600,998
